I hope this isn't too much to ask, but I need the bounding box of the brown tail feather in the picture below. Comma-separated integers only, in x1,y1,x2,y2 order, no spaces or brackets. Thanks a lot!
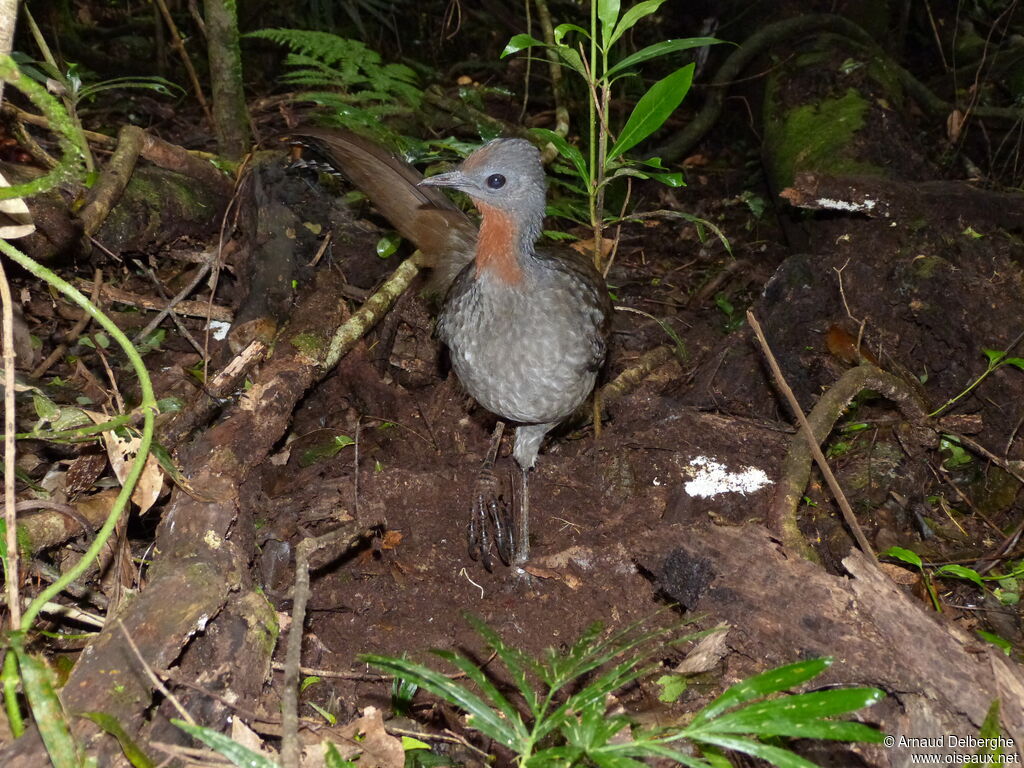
280,127,476,293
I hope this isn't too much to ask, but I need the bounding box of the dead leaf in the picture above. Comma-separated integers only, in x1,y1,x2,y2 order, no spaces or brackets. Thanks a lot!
673,624,729,675
315,706,404,768
946,108,964,143
570,237,613,260
0,171,36,239
230,718,278,763
879,562,918,586
85,411,164,513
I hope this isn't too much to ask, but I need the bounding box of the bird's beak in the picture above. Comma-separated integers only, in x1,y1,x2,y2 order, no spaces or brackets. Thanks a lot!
418,170,471,190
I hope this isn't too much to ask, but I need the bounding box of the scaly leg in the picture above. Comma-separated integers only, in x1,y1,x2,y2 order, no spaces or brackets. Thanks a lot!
468,421,512,570
514,464,530,565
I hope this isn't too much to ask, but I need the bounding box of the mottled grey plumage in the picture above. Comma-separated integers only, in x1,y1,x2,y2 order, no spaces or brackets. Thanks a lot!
286,129,610,567
423,139,610,565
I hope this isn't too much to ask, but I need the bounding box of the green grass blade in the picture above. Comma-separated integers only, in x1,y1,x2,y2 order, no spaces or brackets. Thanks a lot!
361,654,519,748
81,711,156,767
16,648,84,768
464,614,541,714
430,649,527,737
172,719,279,768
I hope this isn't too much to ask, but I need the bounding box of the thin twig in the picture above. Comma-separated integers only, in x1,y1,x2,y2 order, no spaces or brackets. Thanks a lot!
117,619,197,725
281,523,366,767
31,269,103,379
747,310,877,561
135,260,211,356
0,255,19,628
152,0,213,125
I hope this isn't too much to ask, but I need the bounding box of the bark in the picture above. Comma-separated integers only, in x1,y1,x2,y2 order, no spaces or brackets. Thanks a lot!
203,0,249,159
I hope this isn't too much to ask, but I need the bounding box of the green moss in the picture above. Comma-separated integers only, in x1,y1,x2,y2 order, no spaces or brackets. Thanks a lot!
290,332,325,357
865,56,904,111
763,87,877,189
243,590,280,657
97,167,220,251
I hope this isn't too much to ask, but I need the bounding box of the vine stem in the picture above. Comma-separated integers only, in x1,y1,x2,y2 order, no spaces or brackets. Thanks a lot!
0,239,158,632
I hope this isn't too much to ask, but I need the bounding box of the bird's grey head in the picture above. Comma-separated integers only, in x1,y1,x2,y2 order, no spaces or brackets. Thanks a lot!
419,139,547,226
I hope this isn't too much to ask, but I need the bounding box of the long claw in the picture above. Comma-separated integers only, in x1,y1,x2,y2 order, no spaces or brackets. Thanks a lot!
468,422,507,569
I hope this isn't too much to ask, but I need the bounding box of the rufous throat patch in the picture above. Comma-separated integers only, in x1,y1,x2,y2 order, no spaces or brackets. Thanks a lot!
475,202,523,284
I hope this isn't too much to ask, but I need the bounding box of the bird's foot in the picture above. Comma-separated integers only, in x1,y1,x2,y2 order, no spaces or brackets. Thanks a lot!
467,464,513,571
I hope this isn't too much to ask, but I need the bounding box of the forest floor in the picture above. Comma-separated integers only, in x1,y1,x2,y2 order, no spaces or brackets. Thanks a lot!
6,22,1024,765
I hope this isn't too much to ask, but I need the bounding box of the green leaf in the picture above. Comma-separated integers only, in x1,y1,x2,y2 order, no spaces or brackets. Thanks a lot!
607,37,724,78
361,653,521,748
630,741,721,768
934,564,984,588
648,171,685,187
325,741,358,768
531,128,588,183
464,613,543,714
301,675,321,692
501,33,548,58
555,46,588,77
299,434,356,467
983,348,1007,366
173,719,279,768
82,711,156,767
690,658,833,727
692,734,822,768
1002,357,1024,370
976,630,1013,655
554,23,590,44
77,75,183,102
32,392,61,423
308,700,337,724
608,0,668,48
375,231,401,258
881,545,923,568
431,648,527,731
608,64,695,160
402,736,431,750
598,0,622,49
17,649,86,767
656,674,688,703
700,688,884,738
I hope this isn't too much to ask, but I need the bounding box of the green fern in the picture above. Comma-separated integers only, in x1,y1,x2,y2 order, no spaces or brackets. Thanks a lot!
247,28,420,142
362,614,885,768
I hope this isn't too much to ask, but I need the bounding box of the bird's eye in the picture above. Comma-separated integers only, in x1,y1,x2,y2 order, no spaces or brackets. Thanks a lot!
486,173,506,189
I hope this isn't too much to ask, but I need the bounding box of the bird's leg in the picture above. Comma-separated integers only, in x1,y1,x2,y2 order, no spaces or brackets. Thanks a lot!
514,464,530,565
468,421,512,570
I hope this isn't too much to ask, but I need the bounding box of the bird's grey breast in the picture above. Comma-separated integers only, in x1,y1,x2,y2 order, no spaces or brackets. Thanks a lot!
438,257,606,425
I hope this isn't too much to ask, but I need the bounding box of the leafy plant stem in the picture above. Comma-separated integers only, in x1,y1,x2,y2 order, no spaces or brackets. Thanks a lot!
0,55,87,201
588,1,598,268
929,363,996,418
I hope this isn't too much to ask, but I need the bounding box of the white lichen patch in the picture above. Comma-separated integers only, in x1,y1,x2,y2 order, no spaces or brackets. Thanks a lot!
684,456,772,498
208,320,231,341
815,196,876,213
